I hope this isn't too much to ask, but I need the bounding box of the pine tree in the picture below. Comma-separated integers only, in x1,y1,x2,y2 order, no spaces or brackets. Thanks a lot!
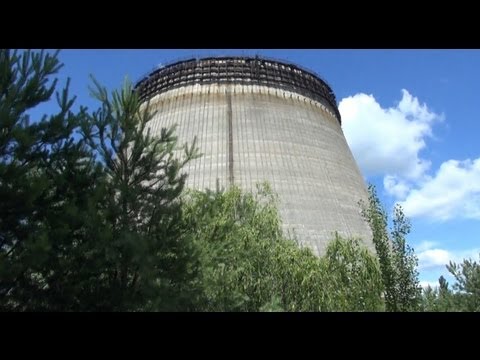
0,49,104,310
1,50,200,311
80,77,200,311
446,254,480,311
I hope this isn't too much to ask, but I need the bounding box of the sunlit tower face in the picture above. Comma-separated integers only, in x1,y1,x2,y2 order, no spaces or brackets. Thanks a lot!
135,57,372,255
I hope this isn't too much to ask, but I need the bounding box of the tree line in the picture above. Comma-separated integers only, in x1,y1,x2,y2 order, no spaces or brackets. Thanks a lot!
0,50,478,311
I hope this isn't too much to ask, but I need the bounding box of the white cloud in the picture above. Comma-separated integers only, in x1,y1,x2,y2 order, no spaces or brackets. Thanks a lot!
415,241,439,253
400,158,480,220
417,249,451,270
383,175,410,199
415,241,480,270
339,89,441,185
339,89,480,222
340,89,480,221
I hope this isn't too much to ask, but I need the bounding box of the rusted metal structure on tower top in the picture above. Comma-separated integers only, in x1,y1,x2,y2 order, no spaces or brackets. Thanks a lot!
134,56,341,124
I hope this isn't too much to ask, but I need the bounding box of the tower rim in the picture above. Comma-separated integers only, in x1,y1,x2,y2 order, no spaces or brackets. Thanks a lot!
134,56,341,124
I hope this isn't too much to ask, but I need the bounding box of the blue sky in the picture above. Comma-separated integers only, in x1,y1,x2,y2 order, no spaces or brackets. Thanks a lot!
31,49,480,287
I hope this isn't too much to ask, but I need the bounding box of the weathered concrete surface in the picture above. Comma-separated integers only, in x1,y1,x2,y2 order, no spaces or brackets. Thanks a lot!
145,83,373,256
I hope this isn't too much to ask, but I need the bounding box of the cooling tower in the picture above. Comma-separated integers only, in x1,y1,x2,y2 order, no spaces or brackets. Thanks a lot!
135,56,373,255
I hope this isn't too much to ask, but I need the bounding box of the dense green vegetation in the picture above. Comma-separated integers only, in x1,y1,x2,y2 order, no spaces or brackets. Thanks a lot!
183,185,383,311
0,50,200,311
361,185,421,311
1,49,478,311
421,258,480,312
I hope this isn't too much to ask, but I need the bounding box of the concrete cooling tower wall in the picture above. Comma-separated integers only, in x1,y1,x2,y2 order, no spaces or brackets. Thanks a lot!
135,56,373,256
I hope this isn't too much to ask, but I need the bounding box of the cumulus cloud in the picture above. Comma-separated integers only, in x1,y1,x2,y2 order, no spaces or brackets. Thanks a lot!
415,241,480,270
339,89,441,185
383,175,410,199
339,89,480,221
399,159,480,220
415,241,440,253
417,249,451,270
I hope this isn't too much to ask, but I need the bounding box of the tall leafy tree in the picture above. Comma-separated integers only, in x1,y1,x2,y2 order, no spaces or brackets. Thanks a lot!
362,184,421,311
390,204,421,311
361,184,395,310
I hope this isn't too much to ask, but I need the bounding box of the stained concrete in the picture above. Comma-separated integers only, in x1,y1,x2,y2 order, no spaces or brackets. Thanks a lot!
144,83,373,256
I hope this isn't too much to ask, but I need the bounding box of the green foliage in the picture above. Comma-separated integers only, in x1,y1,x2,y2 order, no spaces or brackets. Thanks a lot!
77,77,200,311
362,184,421,311
421,276,456,312
445,254,480,311
322,234,384,311
183,184,384,312
421,285,438,311
0,49,101,310
182,183,284,311
0,50,199,311
361,184,394,308
390,205,422,310
421,255,480,312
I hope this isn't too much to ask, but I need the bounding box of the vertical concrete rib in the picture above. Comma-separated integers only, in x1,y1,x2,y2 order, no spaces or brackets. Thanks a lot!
226,87,234,186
